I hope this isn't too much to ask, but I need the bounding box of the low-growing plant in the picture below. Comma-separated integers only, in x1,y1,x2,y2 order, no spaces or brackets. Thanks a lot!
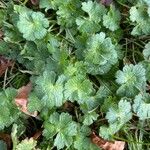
0,0,150,149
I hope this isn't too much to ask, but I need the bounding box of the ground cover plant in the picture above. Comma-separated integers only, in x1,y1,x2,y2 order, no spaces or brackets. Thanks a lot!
0,0,150,149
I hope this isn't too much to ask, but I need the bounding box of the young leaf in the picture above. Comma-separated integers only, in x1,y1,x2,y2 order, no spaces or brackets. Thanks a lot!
133,93,150,120
99,123,120,140
83,111,98,126
74,126,99,150
64,75,94,104
80,99,99,126
0,88,20,130
15,6,49,41
43,112,78,150
56,0,82,27
129,5,150,35
64,61,87,78
16,138,37,150
103,5,121,31
116,64,146,97
99,99,132,139
76,1,106,34
27,92,42,113
106,99,132,125
84,32,118,75
39,0,52,10
35,70,66,108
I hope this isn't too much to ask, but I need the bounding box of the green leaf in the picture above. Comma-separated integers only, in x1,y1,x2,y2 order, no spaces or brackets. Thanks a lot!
101,96,118,113
74,126,99,150
80,99,99,125
84,32,118,75
47,34,60,54
64,75,94,104
16,138,37,150
81,1,106,23
83,111,98,125
76,1,106,34
3,25,23,42
27,92,42,112
56,0,82,27
100,99,132,139
140,60,150,80
64,61,87,78
96,82,112,100
39,0,52,10
133,93,150,120
15,6,49,41
143,0,150,5
103,5,121,31
43,112,78,149
99,123,119,140
116,64,146,97
143,42,150,61
129,5,150,35
36,70,66,108
0,88,21,130
106,99,132,125
76,17,101,34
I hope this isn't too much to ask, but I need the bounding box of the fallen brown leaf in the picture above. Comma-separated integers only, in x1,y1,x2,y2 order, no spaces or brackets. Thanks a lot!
15,82,38,117
101,0,113,6
0,55,14,77
32,130,43,140
30,0,39,5
91,132,125,150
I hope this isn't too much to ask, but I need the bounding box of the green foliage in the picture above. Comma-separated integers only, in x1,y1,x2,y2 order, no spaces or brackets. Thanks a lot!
16,138,37,150
35,70,66,108
43,112,78,149
27,93,42,112
100,99,132,139
133,93,150,120
106,99,132,125
11,124,37,150
74,126,99,150
103,5,121,31
83,111,98,125
76,1,106,34
84,32,118,74
0,0,150,149
15,5,49,41
116,64,146,97
56,0,82,27
0,88,21,130
129,3,150,35
64,75,95,104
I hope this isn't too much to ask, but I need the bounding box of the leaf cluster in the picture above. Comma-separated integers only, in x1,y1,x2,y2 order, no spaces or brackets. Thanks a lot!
0,0,150,149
